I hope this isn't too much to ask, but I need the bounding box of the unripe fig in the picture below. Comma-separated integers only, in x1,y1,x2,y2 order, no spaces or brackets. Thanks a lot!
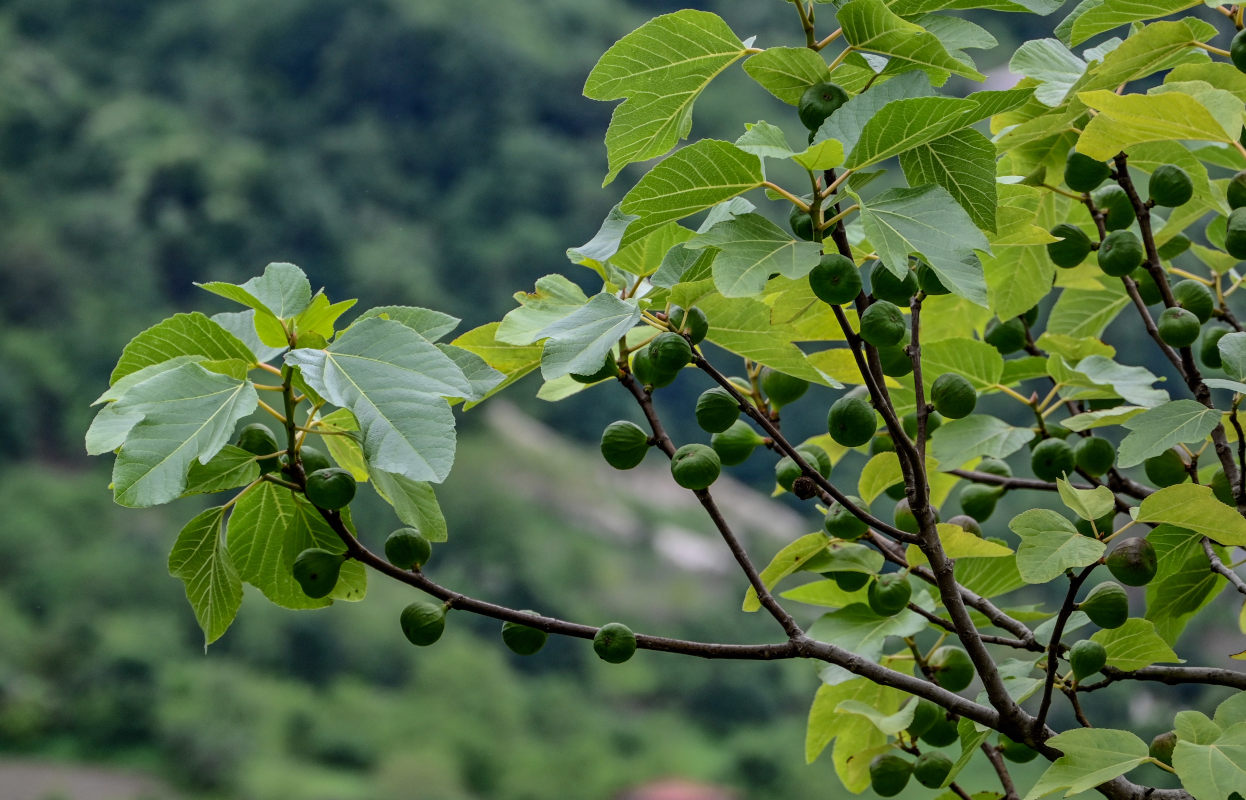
711,420,764,465
1232,29,1246,74
907,699,941,739
902,410,942,440
978,457,1012,478
877,342,914,376
1211,468,1235,506
870,262,919,305
385,527,432,569
1064,149,1110,192
1172,279,1215,324
694,388,740,433
929,645,974,692
1079,581,1129,629
1148,164,1193,207
959,483,1002,522
921,714,960,747
600,420,651,470
1105,537,1157,586
867,573,912,616
931,372,977,419
826,570,872,592
1031,438,1075,482
1159,306,1201,348
828,395,876,447
1144,448,1188,488
593,621,637,663
775,456,803,492
915,261,949,295
859,300,907,347
824,497,869,540
1201,325,1231,369
999,733,1039,763
292,548,346,598
1226,207,1246,259
893,498,920,533
1130,268,1163,305
1075,511,1116,538
1092,185,1135,231
1228,170,1246,211
649,331,693,373
946,513,982,537
761,367,809,408
789,203,815,241
502,612,548,656
237,422,280,473
809,253,862,305
668,306,709,344
400,598,447,646
1157,233,1191,259
1097,230,1144,277
798,81,849,131
305,467,356,510
629,344,676,388
913,751,954,789
1149,731,1177,767
1069,638,1107,680
985,316,1028,354
670,443,721,490
570,351,619,383
297,445,331,475
1047,223,1093,268
869,753,913,798
1074,436,1116,477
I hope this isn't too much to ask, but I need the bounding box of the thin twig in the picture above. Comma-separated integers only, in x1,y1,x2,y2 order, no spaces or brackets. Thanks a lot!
1033,565,1097,736
1202,537,1246,596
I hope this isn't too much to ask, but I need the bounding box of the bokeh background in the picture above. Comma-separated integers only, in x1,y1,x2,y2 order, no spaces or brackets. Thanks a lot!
0,1,1238,798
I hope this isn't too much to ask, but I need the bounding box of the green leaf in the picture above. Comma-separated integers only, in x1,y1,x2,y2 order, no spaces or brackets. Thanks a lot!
566,204,639,274
293,293,357,341
212,311,285,364
496,275,590,346
744,532,830,612
735,121,799,161
920,338,1004,391
1047,283,1130,338
618,140,765,246
313,409,368,481
816,72,933,156
536,293,640,380
807,677,905,793
110,312,257,384
1218,333,1246,382
197,262,313,347
982,186,1057,316
1088,21,1217,92
355,306,460,343
226,481,366,609
859,452,904,504
438,343,505,404
743,47,830,106
1009,508,1105,583
900,128,998,232
183,445,261,496
907,523,1014,566
694,292,842,385
890,0,1064,12
856,184,991,306
450,323,544,410
809,603,928,685
583,10,749,184
1137,484,1246,547
285,318,472,484
955,552,1028,599
1173,723,1246,800
1069,0,1202,46
929,415,1034,467
848,96,978,168
1077,89,1238,161
1009,39,1086,106
108,363,259,507
168,506,242,646
1145,525,1227,644
684,213,822,297
1177,710,1223,745
1056,478,1115,521
1068,356,1168,408
371,469,448,543
781,579,868,608
1090,618,1181,672
838,0,984,81
1023,728,1149,799
1116,400,1221,468
834,699,917,736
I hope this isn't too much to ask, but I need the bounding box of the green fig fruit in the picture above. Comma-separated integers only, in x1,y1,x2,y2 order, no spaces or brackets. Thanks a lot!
775,456,803,492
670,443,721,490
1069,638,1108,680
570,351,619,383
711,420,764,466
867,573,912,616
237,422,281,473
1097,229,1144,277
877,342,915,377
828,395,877,447
907,698,941,739
292,548,346,598
1131,268,1164,305
1047,223,1094,268
629,344,677,389
913,752,954,789
1228,170,1246,211
1105,537,1158,586
859,300,907,346
789,203,815,241
1075,511,1116,538
761,367,809,408
902,410,942,440
1226,207,1246,259
297,445,332,475
1232,28,1246,74
929,645,974,692
978,457,1012,478
931,372,977,419
694,388,740,433
999,734,1039,763
400,598,447,646
1201,325,1231,369
1079,581,1129,629
1148,164,1193,207
385,527,432,569
797,444,832,477
668,306,709,344
1074,436,1116,477
502,612,548,656
916,261,949,295
1157,306,1200,348
305,467,356,510
1031,438,1075,482
809,253,862,306
870,262,919,305
871,434,896,455
600,420,651,470
1157,233,1191,259
959,483,1003,522
1092,185,1136,231
798,81,849,131
593,621,637,663
921,714,960,747
1211,468,1235,506
649,331,693,373
1064,149,1111,192
1144,448,1189,488
1149,731,1177,767
985,316,1028,354
869,753,913,798
824,497,869,540
1172,279,1215,323
826,569,872,592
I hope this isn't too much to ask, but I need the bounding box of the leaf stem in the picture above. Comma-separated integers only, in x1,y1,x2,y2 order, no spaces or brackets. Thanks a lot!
763,181,808,210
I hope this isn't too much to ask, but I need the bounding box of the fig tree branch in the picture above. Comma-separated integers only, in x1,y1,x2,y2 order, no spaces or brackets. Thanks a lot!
1033,564,1098,737
982,743,1021,800
1202,536,1246,596
1077,664,1246,691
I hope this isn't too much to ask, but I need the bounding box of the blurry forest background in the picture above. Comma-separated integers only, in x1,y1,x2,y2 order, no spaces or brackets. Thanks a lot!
0,1,1237,798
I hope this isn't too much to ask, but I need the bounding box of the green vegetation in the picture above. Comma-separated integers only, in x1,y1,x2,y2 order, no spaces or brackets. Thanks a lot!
592,622,637,664
600,420,652,470
669,444,721,490
400,599,447,647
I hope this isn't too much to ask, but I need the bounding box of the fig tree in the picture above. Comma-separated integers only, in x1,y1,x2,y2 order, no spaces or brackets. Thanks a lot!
824,497,868,540
984,316,1027,354
827,395,876,447
1211,468,1235,506
668,305,709,344
915,261,949,295
867,573,912,616
869,262,918,305
600,420,651,470
1079,581,1129,629
1172,279,1214,323
913,752,953,789
959,483,1002,522
929,645,974,692
1148,164,1193,207
907,699,941,739
502,613,548,656
593,621,637,663
670,443,721,490
570,351,619,383
902,410,942,440
1031,438,1075,482
1092,185,1135,231
1105,537,1157,586
1047,223,1093,268
1226,207,1246,259
797,81,849,131
1064,148,1110,192
877,342,914,377
761,367,809,408
826,570,871,592
694,388,739,433
921,714,960,747
305,467,356,510
292,548,346,599
869,753,912,798
1131,268,1163,305
1069,638,1108,680
385,527,432,569
237,422,280,473
1144,448,1188,487
297,445,331,475
1097,229,1144,277
400,598,447,646
978,457,1012,478
930,372,977,419
1228,170,1246,210
711,420,764,465
629,344,677,389
774,456,803,492
859,300,907,347
650,331,693,373
1074,436,1116,476
808,253,862,306
789,203,815,241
